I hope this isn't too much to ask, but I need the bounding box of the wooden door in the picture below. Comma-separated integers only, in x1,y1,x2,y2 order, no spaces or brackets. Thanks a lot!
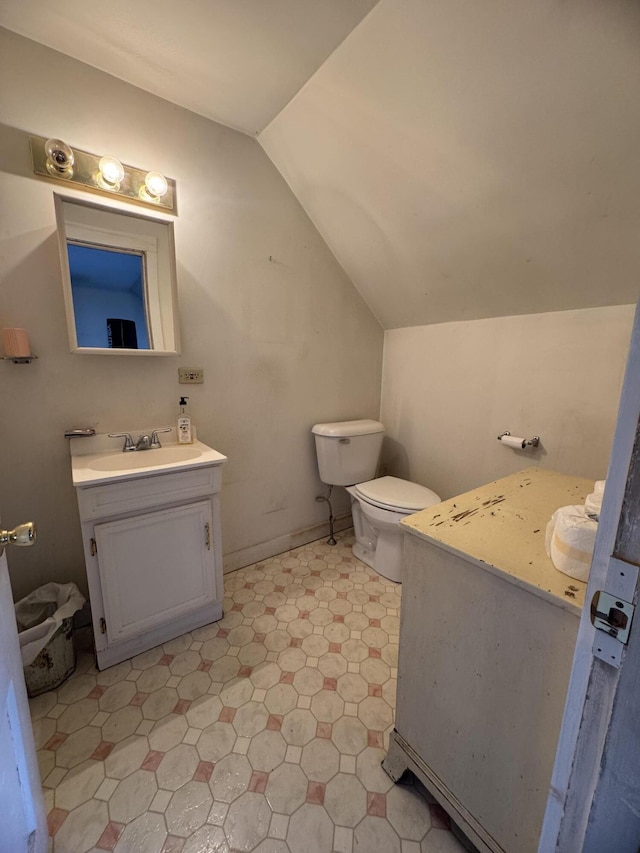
0,544,47,853
540,300,640,852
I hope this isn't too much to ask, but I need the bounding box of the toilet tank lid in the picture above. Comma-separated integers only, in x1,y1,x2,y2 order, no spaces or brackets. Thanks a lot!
312,419,385,437
355,476,441,512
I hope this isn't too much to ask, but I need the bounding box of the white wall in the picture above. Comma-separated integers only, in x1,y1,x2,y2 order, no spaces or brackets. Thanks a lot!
0,30,383,600
380,306,635,500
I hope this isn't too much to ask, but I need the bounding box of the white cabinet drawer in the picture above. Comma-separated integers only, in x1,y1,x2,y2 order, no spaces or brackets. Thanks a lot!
77,464,222,521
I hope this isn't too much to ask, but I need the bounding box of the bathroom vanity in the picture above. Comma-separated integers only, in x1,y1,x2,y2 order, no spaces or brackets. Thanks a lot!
70,434,227,669
383,467,592,853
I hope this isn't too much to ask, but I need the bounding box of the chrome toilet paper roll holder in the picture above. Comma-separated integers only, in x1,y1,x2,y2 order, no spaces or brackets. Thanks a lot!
498,431,540,448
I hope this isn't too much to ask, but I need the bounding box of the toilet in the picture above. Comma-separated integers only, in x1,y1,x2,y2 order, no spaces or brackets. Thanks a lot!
312,419,441,582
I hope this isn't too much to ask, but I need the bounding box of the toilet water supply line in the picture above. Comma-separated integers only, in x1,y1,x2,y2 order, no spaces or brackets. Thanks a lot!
316,486,337,546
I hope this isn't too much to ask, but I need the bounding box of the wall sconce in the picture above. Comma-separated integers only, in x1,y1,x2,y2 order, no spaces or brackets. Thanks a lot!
30,135,177,214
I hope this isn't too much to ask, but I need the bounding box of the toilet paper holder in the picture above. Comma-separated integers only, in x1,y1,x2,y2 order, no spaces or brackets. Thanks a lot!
497,431,540,449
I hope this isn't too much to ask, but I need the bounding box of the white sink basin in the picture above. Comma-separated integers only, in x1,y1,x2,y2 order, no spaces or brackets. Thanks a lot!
70,436,227,487
90,445,203,471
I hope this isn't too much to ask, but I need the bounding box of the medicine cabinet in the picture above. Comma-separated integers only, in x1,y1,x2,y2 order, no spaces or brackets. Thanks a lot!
54,194,180,355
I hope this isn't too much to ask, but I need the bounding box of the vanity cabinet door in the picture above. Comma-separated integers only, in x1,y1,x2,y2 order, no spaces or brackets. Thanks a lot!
95,500,216,645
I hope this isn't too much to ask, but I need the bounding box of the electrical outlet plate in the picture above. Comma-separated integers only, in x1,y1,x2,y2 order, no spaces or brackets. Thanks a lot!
178,367,204,384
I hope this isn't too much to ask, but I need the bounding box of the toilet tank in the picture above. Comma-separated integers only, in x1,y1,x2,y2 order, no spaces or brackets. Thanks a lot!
312,419,385,486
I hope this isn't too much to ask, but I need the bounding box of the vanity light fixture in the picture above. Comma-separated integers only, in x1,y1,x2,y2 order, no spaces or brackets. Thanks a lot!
44,138,74,177
30,134,177,214
97,155,125,191
142,170,169,201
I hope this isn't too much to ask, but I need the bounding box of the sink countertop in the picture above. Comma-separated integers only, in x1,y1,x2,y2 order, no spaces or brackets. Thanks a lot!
70,432,227,487
401,466,594,615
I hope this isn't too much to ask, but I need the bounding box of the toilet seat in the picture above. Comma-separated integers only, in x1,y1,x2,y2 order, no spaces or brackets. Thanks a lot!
354,476,440,513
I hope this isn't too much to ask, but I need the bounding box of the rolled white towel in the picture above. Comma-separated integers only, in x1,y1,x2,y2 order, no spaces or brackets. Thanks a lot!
585,480,606,520
545,505,598,582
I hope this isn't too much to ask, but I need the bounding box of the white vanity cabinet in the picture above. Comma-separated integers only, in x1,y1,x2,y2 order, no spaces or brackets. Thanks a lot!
71,437,226,670
384,467,592,853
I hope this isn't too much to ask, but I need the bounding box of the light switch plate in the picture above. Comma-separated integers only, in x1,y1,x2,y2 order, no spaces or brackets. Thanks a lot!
178,367,204,384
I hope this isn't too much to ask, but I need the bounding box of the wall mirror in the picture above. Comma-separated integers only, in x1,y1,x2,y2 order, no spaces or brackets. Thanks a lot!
54,195,180,355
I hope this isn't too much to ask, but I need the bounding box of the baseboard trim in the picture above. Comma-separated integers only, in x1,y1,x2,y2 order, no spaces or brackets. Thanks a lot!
223,515,352,574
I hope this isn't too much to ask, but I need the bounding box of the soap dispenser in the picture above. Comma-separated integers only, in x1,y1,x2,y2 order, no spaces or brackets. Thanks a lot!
177,396,193,444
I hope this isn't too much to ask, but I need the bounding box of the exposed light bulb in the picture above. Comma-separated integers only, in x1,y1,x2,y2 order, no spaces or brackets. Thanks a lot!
98,156,125,190
143,171,168,199
44,138,74,176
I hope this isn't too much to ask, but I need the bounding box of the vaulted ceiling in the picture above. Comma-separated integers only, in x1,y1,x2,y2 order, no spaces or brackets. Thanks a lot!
2,0,639,329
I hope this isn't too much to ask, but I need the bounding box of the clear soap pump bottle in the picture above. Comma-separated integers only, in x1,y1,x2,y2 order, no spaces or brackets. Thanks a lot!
177,396,193,444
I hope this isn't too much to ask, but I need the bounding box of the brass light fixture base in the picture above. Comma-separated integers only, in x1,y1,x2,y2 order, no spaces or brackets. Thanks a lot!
30,135,177,215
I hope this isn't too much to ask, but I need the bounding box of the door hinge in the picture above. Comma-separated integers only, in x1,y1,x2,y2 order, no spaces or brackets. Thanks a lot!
100,617,107,634
90,538,97,556
205,522,211,551
591,590,635,645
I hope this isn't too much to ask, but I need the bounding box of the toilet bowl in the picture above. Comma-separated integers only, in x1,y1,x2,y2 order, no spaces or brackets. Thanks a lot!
311,419,441,583
346,476,441,582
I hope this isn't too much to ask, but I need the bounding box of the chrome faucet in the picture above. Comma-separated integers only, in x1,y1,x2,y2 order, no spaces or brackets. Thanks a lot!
136,434,153,451
108,428,172,452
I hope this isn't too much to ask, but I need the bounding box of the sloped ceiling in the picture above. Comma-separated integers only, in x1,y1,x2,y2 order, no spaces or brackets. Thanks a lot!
260,0,640,327
2,0,639,328
0,0,379,135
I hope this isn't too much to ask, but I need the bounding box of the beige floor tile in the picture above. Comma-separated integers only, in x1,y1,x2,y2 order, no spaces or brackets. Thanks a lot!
224,791,272,851
210,752,252,802
186,694,223,730
311,691,345,724
141,687,179,720
32,716,56,750
56,674,97,706
265,683,297,716
247,729,287,772
165,780,212,836
53,798,108,853
135,664,171,693
265,763,307,814
268,812,289,839
181,824,228,853
148,714,188,752
156,743,200,791
334,825,354,853
197,720,236,762
54,759,104,812
325,772,367,827
287,803,334,853
353,815,402,853
103,705,143,744
281,709,316,746
29,690,58,721
420,828,469,853
386,783,433,841
113,810,166,853
233,701,269,737
300,737,340,783
55,725,102,769
107,767,155,824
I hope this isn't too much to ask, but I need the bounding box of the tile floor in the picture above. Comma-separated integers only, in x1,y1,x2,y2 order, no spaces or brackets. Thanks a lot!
32,531,467,853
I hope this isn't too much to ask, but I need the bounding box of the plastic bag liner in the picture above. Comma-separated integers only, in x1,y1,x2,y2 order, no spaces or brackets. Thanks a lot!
15,582,85,666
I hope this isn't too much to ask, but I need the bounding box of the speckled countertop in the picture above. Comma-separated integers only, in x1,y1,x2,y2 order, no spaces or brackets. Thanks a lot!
401,466,594,615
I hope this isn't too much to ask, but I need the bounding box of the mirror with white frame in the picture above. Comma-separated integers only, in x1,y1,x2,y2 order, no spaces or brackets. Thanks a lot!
54,195,180,355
